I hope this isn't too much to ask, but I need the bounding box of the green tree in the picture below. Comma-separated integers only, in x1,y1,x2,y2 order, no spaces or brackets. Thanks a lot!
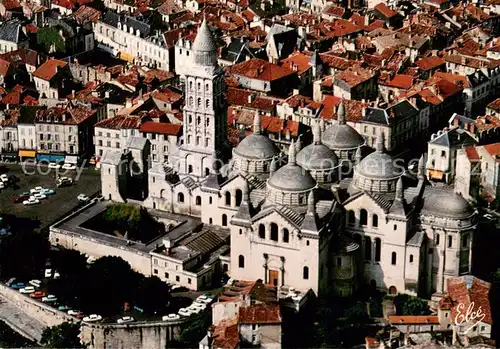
134,276,171,314
393,294,430,315
41,322,83,348
37,27,65,54
344,301,370,324
178,318,209,347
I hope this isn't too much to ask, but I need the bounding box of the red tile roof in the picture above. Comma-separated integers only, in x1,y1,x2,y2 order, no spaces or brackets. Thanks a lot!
464,146,480,161
487,98,500,111
238,304,281,324
33,59,67,81
335,67,375,87
374,3,399,18
211,319,239,349
95,115,142,129
139,121,181,136
383,74,414,89
229,58,295,82
447,276,492,325
227,87,279,111
415,56,446,71
74,5,101,24
389,315,439,324
152,88,182,104
0,58,9,77
482,142,500,158
0,48,38,68
261,116,299,137
1,0,21,9
280,52,311,76
0,109,19,126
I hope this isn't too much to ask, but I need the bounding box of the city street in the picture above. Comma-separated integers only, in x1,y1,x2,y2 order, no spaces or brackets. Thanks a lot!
0,163,101,232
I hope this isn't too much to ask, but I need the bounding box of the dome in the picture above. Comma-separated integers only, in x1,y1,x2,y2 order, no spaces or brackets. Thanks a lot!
356,135,403,180
233,113,280,160
267,140,316,192
322,101,365,150
297,122,339,170
421,188,475,220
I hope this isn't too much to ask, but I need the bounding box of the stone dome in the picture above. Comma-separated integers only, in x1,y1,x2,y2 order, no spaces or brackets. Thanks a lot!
421,189,475,220
322,101,365,150
234,134,280,160
268,163,317,191
297,122,339,170
192,19,217,66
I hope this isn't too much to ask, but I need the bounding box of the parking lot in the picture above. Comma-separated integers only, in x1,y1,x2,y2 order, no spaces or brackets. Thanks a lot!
0,163,101,232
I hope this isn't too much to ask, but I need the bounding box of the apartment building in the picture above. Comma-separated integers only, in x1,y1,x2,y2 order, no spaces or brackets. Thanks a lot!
139,122,181,164
0,109,19,161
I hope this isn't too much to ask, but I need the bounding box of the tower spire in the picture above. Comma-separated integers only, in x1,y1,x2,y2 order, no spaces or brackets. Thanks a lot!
395,176,404,200
253,112,261,135
376,132,385,153
338,100,346,125
307,190,316,214
270,156,277,176
313,121,321,145
288,139,296,165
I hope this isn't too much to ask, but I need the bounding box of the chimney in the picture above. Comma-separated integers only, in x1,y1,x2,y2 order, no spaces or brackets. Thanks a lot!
248,94,255,103
126,98,132,108
364,15,369,26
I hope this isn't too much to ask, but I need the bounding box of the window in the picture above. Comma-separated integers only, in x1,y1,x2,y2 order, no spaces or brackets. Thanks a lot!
165,272,169,279
348,210,355,224
259,224,265,239
235,189,242,206
391,252,397,265
222,214,227,226
441,150,446,157
372,214,378,227
393,224,397,231
188,165,193,173
209,197,213,204
195,196,201,205
462,235,468,248
270,223,278,241
188,278,192,284
238,255,245,268
306,240,310,246
205,168,210,176
337,257,342,267
225,192,231,206
178,193,184,203
448,235,452,248
409,254,414,263
364,236,372,260
209,218,213,224
303,266,309,279
154,269,158,274
283,228,289,243
176,276,180,282
436,233,440,245
375,238,381,262
197,98,201,107
360,209,368,226
206,99,210,108
197,116,201,125
239,229,242,235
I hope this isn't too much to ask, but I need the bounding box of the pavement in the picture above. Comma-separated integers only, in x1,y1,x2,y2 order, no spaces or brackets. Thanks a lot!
0,163,101,232
0,296,46,343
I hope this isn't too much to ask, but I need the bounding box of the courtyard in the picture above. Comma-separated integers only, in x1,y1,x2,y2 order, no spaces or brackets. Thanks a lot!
0,163,101,232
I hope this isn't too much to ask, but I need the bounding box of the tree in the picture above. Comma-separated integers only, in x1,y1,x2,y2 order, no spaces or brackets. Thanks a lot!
178,318,210,347
134,276,171,314
344,301,370,324
37,27,65,54
41,322,83,348
393,294,430,315
50,249,87,278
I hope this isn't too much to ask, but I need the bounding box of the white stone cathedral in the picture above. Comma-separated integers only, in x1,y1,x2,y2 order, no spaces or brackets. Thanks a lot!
106,21,478,299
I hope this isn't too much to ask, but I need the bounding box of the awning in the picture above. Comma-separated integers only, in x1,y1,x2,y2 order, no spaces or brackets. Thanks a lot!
1,152,17,158
19,150,36,158
65,155,78,164
428,170,443,180
36,153,65,163
119,51,135,62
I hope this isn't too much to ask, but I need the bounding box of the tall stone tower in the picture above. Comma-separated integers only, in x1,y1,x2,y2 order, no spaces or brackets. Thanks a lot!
178,20,228,178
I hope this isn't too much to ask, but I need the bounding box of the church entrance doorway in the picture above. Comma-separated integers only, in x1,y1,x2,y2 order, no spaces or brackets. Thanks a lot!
268,270,279,287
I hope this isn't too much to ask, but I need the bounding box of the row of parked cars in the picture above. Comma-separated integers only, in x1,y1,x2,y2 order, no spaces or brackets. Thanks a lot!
0,173,19,190
162,294,214,321
14,186,56,205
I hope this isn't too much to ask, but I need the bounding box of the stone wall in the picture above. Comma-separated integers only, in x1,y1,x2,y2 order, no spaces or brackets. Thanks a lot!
80,320,184,349
0,283,77,327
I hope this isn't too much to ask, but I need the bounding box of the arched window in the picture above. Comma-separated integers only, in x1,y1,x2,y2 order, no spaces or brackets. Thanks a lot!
235,189,242,207
372,214,378,228
348,210,355,224
209,218,213,224
360,209,368,226
195,196,201,205
197,98,201,107
448,235,453,248
259,224,265,239
462,235,469,248
177,193,184,203
303,266,309,280
409,254,414,263
205,83,209,91
391,252,397,265
205,168,210,176
364,236,372,261
270,223,278,241
436,233,440,246
283,228,289,243
189,81,193,90
225,192,231,206
209,196,213,204
206,99,210,108
375,238,381,262
188,165,193,173
238,255,244,268
189,97,193,107
197,116,201,125
197,82,201,90
222,214,227,226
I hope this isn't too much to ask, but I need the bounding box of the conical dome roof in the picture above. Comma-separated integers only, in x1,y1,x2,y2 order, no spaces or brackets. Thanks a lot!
192,19,218,66
234,113,280,160
322,101,365,150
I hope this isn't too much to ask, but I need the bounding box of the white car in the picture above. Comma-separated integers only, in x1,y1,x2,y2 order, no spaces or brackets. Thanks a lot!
44,269,52,278
0,182,4,189
0,174,8,182
30,186,43,194
23,198,40,205
83,314,102,322
484,213,494,220
67,310,81,316
117,316,135,324
62,164,76,170
77,194,90,202
53,271,60,279
48,163,61,169
33,193,47,200
196,295,214,304
187,306,203,314
162,314,180,321
29,280,42,288
178,308,193,317
19,286,35,294
42,295,57,303
190,302,207,310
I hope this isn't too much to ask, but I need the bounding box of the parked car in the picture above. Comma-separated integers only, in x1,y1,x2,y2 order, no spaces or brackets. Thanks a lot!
117,316,135,324
6,277,16,287
33,193,47,200
19,286,35,294
41,188,56,195
196,294,214,304
23,198,40,205
12,195,28,203
162,314,180,321
58,305,70,311
56,177,73,188
187,306,203,314
41,295,57,303
11,282,25,290
190,302,207,310
83,314,102,322
0,174,8,183
67,310,81,316
30,291,46,299
44,269,52,278
53,271,60,279
19,192,30,197
48,163,61,169
178,308,193,317
62,164,76,170
77,194,90,202
28,280,42,288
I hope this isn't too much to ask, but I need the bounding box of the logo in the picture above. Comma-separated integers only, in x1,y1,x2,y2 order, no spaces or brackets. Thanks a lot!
453,301,485,334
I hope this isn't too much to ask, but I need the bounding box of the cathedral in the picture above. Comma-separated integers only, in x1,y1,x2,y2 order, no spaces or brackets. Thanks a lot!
105,20,478,299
